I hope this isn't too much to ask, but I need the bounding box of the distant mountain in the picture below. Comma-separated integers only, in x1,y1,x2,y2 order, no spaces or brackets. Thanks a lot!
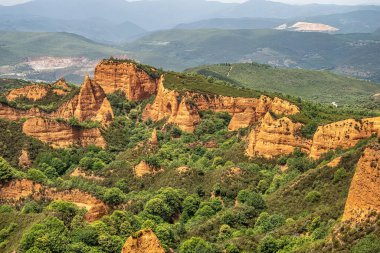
215,0,380,19
176,10,380,34
124,29,380,82
0,0,236,31
0,15,146,44
0,31,125,66
301,10,380,34
176,17,285,30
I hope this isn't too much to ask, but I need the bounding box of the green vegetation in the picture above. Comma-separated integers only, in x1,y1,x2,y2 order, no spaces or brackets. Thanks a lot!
0,31,125,66
188,62,380,108
164,72,262,98
0,61,379,253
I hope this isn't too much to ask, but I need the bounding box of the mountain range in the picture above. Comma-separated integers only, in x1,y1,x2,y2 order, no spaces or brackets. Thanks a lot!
0,0,380,43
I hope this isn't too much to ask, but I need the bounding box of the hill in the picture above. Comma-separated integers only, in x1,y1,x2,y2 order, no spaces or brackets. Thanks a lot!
0,15,146,44
124,29,380,82
187,63,380,108
0,31,125,66
177,10,380,34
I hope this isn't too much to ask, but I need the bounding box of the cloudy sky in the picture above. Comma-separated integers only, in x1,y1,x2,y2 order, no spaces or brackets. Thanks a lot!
1,0,380,6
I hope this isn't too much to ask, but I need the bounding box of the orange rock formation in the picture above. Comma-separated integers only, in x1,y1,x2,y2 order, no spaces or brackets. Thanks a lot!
0,103,47,121
343,145,380,222
246,112,311,158
54,75,114,127
6,84,49,102
134,161,161,178
149,129,159,145
310,117,380,159
22,117,106,149
121,229,165,253
94,60,158,101
0,179,108,222
143,77,300,132
18,149,32,168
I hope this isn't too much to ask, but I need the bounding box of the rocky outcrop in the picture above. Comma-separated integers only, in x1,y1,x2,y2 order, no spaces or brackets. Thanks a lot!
310,117,380,159
0,103,47,121
143,77,300,132
343,146,380,222
246,112,311,158
0,179,108,222
54,75,114,127
149,129,159,145
121,229,165,253
228,107,256,131
18,149,32,168
22,117,106,149
52,78,71,96
94,60,158,101
71,168,104,181
6,84,49,102
134,161,162,178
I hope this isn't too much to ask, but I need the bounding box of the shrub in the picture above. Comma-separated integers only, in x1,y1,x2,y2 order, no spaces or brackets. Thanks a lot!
237,189,266,210
26,169,48,183
305,191,322,203
352,234,380,253
255,212,286,233
0,157,14,182
258,236,282,253
0,205,14,213
333,168,348,183
180,237,214,253
103,188,125,206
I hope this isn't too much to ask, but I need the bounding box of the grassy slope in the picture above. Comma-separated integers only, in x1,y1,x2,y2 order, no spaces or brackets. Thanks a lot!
187,63,380,107
0,213,47,253
0,31,125,65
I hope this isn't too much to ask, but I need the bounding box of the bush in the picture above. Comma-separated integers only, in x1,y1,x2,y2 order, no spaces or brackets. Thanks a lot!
0,157,14,182
333,168,348,183
305,190,322,203
0,205,14,213
258,236,282,253
47,200,79,225
237,189,266,210
352,234,380,253
180,237,215,253
26,169,48,183
255,212,285,233
103,188,125,206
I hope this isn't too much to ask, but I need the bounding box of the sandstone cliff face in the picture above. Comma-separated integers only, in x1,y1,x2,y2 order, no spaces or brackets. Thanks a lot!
310,117,380,159
121,229,165,253
0,103,47,121
22,117,106,149
143,77,300,132
6,84,48,102
95,60,158,101
343,146,380,222
0,179,108,222
54,75,114,127
246,112,311,158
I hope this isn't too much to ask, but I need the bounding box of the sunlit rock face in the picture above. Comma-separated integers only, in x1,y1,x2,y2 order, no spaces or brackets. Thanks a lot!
343,145,380,222
142,76,300,133
246,112,311,159
94,60,158,101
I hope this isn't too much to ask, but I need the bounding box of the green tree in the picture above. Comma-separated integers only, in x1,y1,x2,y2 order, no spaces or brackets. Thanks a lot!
47,200,79,225
180,237,214,253
103,188,125,206
237,189,266,210
0,157,13,182
305,191,322,203
20,217,69,253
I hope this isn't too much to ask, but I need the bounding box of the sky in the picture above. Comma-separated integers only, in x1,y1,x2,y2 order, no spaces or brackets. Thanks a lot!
1,0,380,6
